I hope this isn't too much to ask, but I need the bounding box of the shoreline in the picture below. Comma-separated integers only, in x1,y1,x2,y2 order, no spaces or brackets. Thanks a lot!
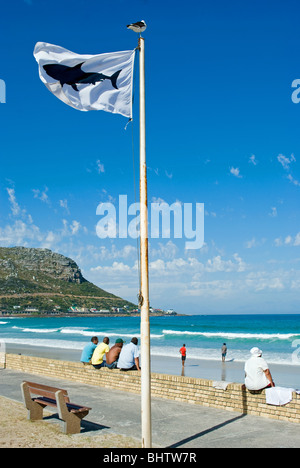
0,313,184,318
5,342,300,389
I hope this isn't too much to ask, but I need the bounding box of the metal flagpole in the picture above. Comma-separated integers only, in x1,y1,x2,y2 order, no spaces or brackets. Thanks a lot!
138,35,152,449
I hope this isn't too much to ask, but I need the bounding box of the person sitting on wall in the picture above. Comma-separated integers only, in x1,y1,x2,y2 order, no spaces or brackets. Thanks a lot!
117,337,140,371
105,338,124,369
244,347,275,391
91,337,110,369
80,336,98,365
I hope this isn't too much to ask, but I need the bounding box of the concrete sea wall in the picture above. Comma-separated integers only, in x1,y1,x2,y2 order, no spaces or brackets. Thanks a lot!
3,353,300,424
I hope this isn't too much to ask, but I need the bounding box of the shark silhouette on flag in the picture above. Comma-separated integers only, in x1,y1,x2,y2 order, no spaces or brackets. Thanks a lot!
34,42,136,117
43,63,122,91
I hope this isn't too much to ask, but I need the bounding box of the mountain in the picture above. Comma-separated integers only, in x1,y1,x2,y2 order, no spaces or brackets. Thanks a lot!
0,247,136,314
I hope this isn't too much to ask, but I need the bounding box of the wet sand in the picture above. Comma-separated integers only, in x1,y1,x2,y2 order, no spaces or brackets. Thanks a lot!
5,342,300,389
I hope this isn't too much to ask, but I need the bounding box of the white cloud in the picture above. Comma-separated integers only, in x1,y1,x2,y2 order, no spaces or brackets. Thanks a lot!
269,207,277,217
71,220,81,235
245,238,267,249
186,279,235,298
149,259,166,272
291,279,300,290
90,254,246,284
1,187,90,251
151,196,167,204
78,244,138,265
0,219,43,247
101,189,115,203
91,261,133,275
275,232,300,247
285,235,293,245
7,188,21,216
246,271,285,292
205,254,246,273
277,153,296,170
7,188,38,227
230,167,242,178
150,240,178,259
249,154,258,165
294,233,300,246
59,199,70,213
233,253,246,271
32,187,49,204
276,154,300,187
41,231,59,249
245,237,256,249
62,219,87,236
205,210,217,217
96,160,105,174
86,246,300,310
287,174,300,187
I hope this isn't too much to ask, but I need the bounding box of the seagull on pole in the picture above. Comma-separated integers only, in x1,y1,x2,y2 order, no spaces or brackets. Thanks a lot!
127,20,147,35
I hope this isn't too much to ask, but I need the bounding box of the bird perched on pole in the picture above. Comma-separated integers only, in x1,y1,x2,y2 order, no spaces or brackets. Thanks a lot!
127,20,147,35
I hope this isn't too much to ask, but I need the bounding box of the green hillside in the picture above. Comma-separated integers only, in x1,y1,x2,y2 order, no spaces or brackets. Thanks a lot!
0,247,136,314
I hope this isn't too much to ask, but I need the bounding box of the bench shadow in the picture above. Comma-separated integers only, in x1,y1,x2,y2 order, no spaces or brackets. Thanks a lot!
43,413,110,433
167,414,246,448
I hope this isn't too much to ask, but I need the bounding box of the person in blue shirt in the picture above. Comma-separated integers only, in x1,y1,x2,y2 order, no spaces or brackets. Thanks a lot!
80,336,98,364
117,337,140,371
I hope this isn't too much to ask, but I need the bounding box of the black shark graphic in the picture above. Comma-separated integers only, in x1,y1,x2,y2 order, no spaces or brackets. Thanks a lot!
43,62,122,91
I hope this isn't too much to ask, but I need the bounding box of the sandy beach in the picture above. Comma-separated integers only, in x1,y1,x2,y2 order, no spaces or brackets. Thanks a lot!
0,396,140,448
5,342,300,389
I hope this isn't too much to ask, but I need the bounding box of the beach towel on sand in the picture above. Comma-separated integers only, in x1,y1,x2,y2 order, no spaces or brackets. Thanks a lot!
265,387,294,406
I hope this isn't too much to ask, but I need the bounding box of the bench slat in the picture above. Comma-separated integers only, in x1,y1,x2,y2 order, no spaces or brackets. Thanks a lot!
33,397,91,413
25,381,91,413
25,381,69,394
24,381,70,403
67,403,92,413
33,397,57,407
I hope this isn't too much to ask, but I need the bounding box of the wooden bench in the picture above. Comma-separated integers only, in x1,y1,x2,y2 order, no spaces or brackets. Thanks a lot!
21,381,91,434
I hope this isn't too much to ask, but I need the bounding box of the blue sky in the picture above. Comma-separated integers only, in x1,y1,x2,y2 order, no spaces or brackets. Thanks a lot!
1,0,300,314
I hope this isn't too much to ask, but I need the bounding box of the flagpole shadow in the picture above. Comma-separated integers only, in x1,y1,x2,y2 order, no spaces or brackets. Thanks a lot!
167,414,246,448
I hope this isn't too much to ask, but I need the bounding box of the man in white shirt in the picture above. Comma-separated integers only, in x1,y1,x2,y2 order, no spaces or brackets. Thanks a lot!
117,337,140,371
244,347,275,391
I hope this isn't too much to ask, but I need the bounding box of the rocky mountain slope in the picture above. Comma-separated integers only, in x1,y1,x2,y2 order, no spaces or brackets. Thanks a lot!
0,247,135,313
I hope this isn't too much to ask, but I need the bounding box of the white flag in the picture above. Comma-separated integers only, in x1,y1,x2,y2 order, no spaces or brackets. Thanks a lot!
33,42,135,118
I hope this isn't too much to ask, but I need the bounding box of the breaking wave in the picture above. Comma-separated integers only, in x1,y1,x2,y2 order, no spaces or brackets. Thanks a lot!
162,329,299,341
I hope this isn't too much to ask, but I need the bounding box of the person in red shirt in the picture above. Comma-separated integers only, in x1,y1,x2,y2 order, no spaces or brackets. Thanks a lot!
179,344,187,367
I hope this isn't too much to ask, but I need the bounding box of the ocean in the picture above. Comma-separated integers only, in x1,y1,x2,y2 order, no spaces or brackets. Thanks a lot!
1,314,300,367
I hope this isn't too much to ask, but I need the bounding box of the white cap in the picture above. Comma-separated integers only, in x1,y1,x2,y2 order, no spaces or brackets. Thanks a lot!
250,347,262,357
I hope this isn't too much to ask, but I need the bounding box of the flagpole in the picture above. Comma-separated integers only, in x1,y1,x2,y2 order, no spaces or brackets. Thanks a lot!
138,35,152,449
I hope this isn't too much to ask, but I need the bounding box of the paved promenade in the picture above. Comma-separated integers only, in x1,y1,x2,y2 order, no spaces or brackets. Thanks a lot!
1,368,300,448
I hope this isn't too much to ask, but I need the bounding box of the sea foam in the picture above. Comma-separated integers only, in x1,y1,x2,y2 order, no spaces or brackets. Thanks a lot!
162,329,299,340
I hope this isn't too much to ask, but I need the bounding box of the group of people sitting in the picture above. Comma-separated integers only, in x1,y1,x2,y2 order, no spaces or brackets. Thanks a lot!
81,338,275,390
80,336,140,371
